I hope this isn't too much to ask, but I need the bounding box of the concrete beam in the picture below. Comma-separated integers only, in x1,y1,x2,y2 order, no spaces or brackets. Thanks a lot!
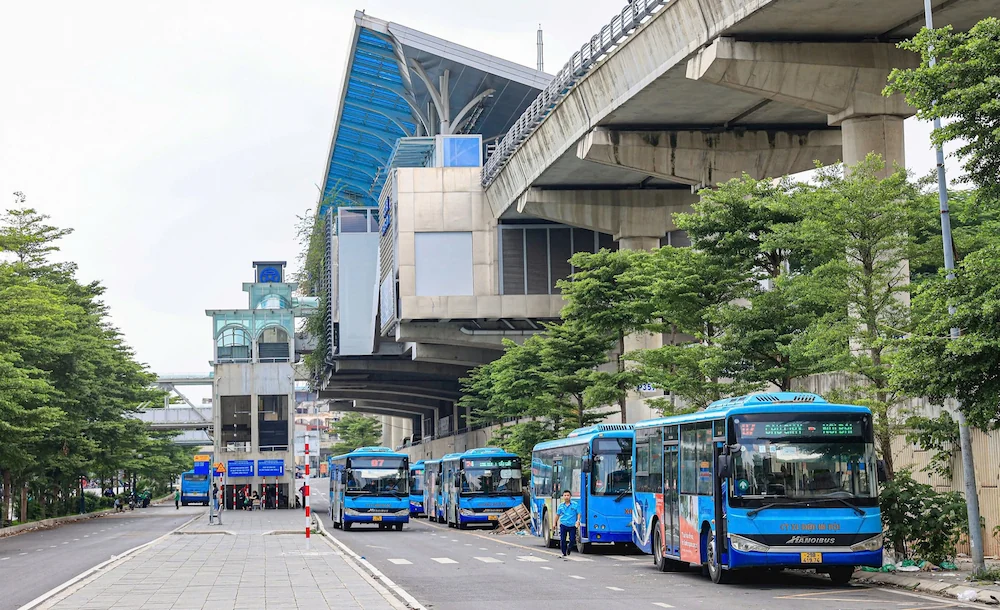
395,322,509,351
327,393,441,415
687,38,918,126
408,342,497,368
320,383,460,402
333,358,471,380
516,187,697,240
578,127,842,189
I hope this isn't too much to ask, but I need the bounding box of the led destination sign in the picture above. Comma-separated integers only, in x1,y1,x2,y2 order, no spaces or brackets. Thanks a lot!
738,421,863,439
463,458,519,469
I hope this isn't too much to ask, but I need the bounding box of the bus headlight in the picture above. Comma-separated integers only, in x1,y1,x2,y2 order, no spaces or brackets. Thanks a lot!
729,534,769,553
850,534,883,552
459,508,476,517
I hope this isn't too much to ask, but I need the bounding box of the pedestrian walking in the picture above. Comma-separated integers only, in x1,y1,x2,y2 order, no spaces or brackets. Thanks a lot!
174,488,180,510
553,489,581,558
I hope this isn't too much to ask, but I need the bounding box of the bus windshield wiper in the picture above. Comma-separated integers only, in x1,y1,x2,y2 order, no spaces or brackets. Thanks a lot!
747,497,865,518
614,489,631,503
815,496,865,517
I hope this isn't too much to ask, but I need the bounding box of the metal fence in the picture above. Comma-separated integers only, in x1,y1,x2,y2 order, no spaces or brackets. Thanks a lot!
480,0,669,187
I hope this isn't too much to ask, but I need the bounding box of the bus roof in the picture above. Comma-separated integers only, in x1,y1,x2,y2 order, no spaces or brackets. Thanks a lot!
634,392,872,430
329,446,409,461
533,426,634,452
440,447,520,463
410,460,425,470
440,452,466,463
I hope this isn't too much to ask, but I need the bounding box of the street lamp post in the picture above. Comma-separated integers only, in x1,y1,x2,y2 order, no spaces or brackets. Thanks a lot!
922,0,985,573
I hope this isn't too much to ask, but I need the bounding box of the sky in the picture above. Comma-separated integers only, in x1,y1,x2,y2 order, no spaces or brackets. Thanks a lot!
0,1,961,383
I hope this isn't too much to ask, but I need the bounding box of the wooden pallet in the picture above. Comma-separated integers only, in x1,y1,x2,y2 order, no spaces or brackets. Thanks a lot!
491,504,531,534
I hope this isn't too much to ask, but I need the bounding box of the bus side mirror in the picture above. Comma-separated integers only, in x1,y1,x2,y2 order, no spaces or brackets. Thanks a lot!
876,460,888,484
582,457,591,472
717,455,731,479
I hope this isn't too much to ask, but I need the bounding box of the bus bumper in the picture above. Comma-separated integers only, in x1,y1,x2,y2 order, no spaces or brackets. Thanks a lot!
582,529,633,544
727,547,882,569
345,515,410,524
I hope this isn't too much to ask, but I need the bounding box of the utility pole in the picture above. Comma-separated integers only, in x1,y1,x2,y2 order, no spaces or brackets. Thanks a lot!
536,25,544,72
923,0,984,573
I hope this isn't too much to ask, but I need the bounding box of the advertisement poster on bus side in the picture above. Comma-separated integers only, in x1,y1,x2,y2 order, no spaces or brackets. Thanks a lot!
679,494,700,563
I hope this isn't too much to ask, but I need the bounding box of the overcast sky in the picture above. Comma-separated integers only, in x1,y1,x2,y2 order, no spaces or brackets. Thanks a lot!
0,1,957,382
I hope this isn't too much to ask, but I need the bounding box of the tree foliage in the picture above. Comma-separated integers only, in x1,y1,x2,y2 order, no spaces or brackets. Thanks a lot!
887,18,1000,203
0,206,188,525
880,470,969,564
330,413,383,454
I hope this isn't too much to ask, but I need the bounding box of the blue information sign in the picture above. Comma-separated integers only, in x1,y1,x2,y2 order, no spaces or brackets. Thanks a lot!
257,460,285,477
227,460,254,477
193,461,209,475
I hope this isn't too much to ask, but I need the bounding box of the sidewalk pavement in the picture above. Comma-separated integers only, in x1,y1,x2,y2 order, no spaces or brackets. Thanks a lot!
37,508,405,610
853,558,1000,606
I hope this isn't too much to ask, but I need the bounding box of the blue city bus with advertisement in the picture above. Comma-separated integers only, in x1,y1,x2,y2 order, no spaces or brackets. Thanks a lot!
423,458,444,522
632,392,884,584
531,424,635,552
327,446,409,531
180,470,210,506
441,448,523,529
409,460,425,517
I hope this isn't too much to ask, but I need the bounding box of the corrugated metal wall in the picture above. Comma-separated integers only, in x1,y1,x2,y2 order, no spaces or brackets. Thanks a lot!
893,428,1000,558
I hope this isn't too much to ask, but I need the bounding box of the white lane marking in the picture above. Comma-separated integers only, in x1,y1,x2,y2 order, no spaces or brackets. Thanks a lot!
516,556,548,562
431,557,458,564
49,545,56,548
83,535,89,538
18,552,27,556
607,555,640,561
607,586,624,591
450,539,458,542
496,552,506,555
652,604,675,609
479,547,487,550
35,549,43,552
61,542,68,545
569,575,585,580
73,539,79,541
464,543,472,546
1,557,9,561
565,555,592,562
387,558,412,565
540,566,553,570
474,557,502,563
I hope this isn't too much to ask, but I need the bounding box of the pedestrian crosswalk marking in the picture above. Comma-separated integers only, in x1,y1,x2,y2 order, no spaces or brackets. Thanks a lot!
387,558,412,565
607,555,641,561
607,586,624,591
516,555,548,562
474,556,502,563
652,604,675,608
569,575,585,580
431,557,458,564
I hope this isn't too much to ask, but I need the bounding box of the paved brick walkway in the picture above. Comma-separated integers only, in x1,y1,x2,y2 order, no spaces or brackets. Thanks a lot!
39,509,401,610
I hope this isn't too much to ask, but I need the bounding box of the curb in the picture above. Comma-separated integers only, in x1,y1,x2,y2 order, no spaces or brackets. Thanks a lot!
1,492,177,539
314,515,427,610
854,570,1000,606
17,511,205,610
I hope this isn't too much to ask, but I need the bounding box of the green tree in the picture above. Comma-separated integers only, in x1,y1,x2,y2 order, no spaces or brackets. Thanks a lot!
330,413,383,454
559,249,655,423
796,155,920,478
537,322,614,430
886,18,1000,203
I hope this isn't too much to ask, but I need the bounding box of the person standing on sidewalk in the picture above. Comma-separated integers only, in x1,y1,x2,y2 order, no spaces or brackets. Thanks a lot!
174,488,180,510
553,489,580,558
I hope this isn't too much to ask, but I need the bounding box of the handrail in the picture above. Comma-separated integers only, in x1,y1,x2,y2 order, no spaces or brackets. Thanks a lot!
480,0,668,187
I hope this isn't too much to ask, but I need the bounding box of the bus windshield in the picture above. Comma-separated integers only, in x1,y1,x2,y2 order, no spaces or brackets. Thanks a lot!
347,457,408,496
731,416,877,505
461,458,522,495
410,472,424,493
592,438,632,495
185,474,208,482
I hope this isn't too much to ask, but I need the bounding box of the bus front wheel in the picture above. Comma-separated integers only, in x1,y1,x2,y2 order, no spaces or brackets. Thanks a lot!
707,532,731,584
653,525,673,572
342,512,352,531
542,515,558,549
394,523,403,531
827,566,853,586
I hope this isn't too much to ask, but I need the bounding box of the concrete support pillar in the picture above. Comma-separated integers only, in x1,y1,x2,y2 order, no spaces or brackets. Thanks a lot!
617,236,661,252
840,115,906,175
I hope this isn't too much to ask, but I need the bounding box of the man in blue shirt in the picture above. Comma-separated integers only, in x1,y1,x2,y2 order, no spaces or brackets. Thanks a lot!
554,489,581,558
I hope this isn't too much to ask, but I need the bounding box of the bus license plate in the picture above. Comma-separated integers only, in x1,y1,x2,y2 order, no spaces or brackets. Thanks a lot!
800,552,822,563
488,515,498,521
372,515,382,522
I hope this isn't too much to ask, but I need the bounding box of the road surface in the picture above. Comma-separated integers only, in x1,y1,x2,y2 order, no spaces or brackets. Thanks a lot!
0,504,201,610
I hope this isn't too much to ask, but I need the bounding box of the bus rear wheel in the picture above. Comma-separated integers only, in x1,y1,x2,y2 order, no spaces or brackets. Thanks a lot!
827,566,854,586
653,525,673,572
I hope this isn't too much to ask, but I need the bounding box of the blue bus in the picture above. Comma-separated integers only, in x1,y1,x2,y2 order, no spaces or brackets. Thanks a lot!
409,460,425,517
327,446,410,531
423,459,443,522
531,424,635,552
180,470,210,506
441,448,523,529
632,392,883,584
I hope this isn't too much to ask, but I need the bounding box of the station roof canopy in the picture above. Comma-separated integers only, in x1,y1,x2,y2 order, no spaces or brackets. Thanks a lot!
321,11,551,208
